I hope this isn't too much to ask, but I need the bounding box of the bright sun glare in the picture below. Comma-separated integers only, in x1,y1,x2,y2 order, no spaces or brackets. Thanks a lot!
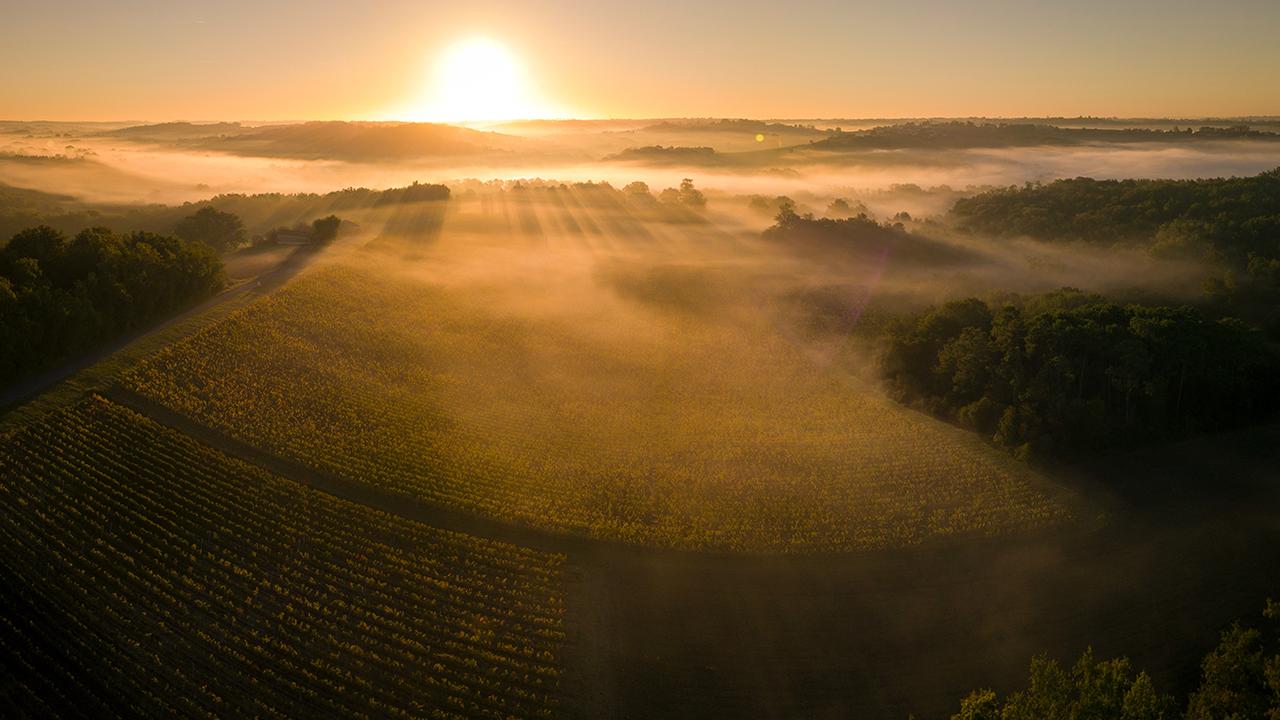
410,37,558,123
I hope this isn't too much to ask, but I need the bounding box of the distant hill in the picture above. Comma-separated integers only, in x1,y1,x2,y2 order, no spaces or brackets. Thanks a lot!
484,119,655,134
107,122,254,141
105,121,524,161
0,182,76,207
808,121,1280,151
604,145,720,164
0,179,451,244
0,120,140,137
641,118,827,137
994,116,1280,132
593,120,1280,170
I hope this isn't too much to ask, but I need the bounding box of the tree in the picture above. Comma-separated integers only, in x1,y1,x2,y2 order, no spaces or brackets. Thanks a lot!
678,178,707,207
1186,624,1273,720
954,599,1280,720
64,227,122,280
2,225,66,279
939,326,999,409
623,181,656,206
952,689,1000,720
7,257,44,290
623,181,651,196
773,199,800,228
956,648,1175,720
311,215,342,243
173,206,247,253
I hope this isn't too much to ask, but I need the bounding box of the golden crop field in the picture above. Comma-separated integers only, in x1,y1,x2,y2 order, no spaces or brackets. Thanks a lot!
0,396,565,719
123,251,1073,553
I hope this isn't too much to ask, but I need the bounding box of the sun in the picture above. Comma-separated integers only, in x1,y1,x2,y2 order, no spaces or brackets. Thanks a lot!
409,37,559,123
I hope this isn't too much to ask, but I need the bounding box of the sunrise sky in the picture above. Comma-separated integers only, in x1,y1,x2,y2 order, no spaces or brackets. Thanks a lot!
2,0,1278,122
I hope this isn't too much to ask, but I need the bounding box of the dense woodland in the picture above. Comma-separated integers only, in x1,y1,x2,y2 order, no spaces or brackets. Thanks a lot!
951,168,1280,254
879,293,1279,460
0,225,224,390
953,599,1280,720
952,168,1280,336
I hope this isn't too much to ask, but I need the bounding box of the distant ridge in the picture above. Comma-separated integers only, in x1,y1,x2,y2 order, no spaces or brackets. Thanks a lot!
105,120,526,161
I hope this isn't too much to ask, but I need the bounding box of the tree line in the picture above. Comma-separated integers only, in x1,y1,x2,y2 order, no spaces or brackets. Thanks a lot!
878,290,1279,461
951,598,1280,720
0,181,449,246
763,203,980,268
0,225,224,391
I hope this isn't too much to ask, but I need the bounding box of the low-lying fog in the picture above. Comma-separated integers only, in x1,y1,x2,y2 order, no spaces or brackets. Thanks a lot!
0,120,1249,341
4,121,1280,208
361,184,1210,365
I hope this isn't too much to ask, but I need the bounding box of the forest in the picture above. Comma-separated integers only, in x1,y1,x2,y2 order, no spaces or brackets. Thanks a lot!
952,168,1280,335
877,293,1279,460
0,225,224,389
950,168,1280,255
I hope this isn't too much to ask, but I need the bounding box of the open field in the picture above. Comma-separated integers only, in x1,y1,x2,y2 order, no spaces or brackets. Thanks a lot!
122,210,1075,552
0,396,566,718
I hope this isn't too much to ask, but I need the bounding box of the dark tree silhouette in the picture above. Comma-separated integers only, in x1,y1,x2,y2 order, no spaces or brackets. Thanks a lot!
173,206,247,253
678,178,707,207
311,215,342,243
880,292,1280,460
954,599,1280,720
0,225,224,389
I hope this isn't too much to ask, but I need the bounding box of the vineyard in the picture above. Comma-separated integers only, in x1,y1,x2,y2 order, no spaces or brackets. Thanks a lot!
0,396,565,719
123,254,1074,552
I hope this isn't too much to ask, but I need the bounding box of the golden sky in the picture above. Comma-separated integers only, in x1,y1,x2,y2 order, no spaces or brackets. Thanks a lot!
2,0,1278,121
